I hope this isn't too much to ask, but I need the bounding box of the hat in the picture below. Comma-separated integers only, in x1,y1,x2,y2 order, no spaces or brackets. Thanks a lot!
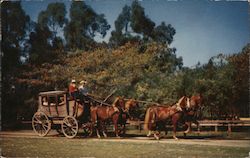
71,79,76,83
80,80,87,84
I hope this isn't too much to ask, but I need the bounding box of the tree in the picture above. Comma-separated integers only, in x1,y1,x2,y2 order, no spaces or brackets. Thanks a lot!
27,24,53,64
1,1,30,72
109,1,176,47
152,22,176,44
109,5,132,46
26,2,67,64
130,1,155,38
1,1,30,129
228,44,249,117
64,1,110,50
37,2,67,38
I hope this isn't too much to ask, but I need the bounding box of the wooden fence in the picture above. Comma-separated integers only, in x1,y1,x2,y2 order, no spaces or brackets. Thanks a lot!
22,118,250,133
127,118,250,133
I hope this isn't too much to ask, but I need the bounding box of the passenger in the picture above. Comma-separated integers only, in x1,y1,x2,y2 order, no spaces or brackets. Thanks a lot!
42,97,48,106
69,79,78,100
58,96,65,106
79,80,89,96
78,80,90,105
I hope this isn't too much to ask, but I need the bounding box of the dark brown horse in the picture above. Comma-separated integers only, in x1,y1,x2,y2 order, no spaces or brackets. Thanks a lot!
144,96,188,140
90,97,125,138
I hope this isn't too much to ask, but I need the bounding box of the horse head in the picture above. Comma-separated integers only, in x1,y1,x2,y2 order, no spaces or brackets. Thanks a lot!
112,96,125,109
125,99,139,111
176,96,189,111
190,94,203,110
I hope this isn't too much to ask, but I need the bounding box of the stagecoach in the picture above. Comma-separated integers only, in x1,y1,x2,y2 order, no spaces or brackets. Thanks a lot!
32,91,92,138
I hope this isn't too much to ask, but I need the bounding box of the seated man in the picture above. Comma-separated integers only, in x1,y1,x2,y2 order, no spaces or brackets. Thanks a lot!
42,97,48,106
69,79,78,100
78,80,90,105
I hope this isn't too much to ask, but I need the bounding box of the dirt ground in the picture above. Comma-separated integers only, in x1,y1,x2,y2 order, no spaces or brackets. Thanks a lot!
1,130,250,147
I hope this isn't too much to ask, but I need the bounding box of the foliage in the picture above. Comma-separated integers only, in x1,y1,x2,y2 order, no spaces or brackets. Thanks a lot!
109,1,176,46
1,1,31,128
130,1,155,38
1,1,30,72
64,1,110,51
38,2,67,37
152,22,176,44
176,46,249,118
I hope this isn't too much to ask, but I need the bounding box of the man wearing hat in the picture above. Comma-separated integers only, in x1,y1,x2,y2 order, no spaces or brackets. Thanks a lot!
78,80,91,110
79,80,89,96
69,79,77,100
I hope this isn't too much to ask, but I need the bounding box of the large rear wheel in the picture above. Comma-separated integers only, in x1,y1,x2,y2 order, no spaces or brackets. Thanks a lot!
61,116,78,138
32,112,51,137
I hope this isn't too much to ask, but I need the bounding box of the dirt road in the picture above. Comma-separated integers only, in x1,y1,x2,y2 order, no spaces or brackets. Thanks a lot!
1,130,249,148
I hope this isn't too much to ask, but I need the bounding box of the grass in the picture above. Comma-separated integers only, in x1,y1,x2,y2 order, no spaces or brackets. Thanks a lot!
1,136,250,158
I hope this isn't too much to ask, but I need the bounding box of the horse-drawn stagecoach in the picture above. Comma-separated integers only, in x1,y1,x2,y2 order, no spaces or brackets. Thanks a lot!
32,90,202,140
32,91,92,138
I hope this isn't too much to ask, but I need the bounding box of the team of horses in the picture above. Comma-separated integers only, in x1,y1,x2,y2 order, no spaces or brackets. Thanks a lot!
77,94,203,140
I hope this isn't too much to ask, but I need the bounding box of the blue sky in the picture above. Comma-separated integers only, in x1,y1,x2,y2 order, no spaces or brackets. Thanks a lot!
21,0,249,67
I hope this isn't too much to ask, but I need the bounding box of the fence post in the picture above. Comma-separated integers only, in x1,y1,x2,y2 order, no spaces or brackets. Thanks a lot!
215,125,218,132
227,123,232,134
197,125,200,136
138,120,141,132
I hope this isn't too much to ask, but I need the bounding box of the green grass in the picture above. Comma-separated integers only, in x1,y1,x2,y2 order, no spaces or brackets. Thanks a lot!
1,137,249,158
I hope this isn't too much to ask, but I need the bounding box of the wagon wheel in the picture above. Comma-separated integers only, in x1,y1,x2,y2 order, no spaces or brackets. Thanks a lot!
61,116,78,138
32,111,51,137
82,123,93,137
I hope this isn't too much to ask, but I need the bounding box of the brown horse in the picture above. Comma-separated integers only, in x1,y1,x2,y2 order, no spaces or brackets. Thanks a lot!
144,96,188,140
183,94,203,134
118,99,139,135
90,97,125,138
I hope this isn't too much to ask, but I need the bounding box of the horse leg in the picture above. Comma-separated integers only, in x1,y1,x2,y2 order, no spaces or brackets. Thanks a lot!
102,122,107,138
90,107,100,138
114,123,120,138
184,121,191,134
165,129,168,136
96,122,101,139
172,118,179,140
147,130,152,137
121,123,126,136
153,131,160,140
113,115,120,138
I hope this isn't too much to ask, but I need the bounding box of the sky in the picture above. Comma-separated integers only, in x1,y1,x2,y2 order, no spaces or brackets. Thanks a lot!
21,0,249,67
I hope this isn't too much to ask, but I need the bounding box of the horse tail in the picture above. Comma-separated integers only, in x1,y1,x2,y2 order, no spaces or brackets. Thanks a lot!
144,107,152,130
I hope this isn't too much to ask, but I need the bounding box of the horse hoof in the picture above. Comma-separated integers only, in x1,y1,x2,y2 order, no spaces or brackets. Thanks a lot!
97,135,101,139
154,134,160,140
173,137,179,140
184,133,187,137
184,130,190,134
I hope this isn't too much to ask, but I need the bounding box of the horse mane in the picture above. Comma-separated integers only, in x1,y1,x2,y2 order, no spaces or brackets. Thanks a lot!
125,99,133,109
112,97,120,107
176,96,185,107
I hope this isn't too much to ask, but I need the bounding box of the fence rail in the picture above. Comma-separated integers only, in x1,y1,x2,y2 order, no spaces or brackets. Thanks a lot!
22,118,250,133
127,119,250,133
